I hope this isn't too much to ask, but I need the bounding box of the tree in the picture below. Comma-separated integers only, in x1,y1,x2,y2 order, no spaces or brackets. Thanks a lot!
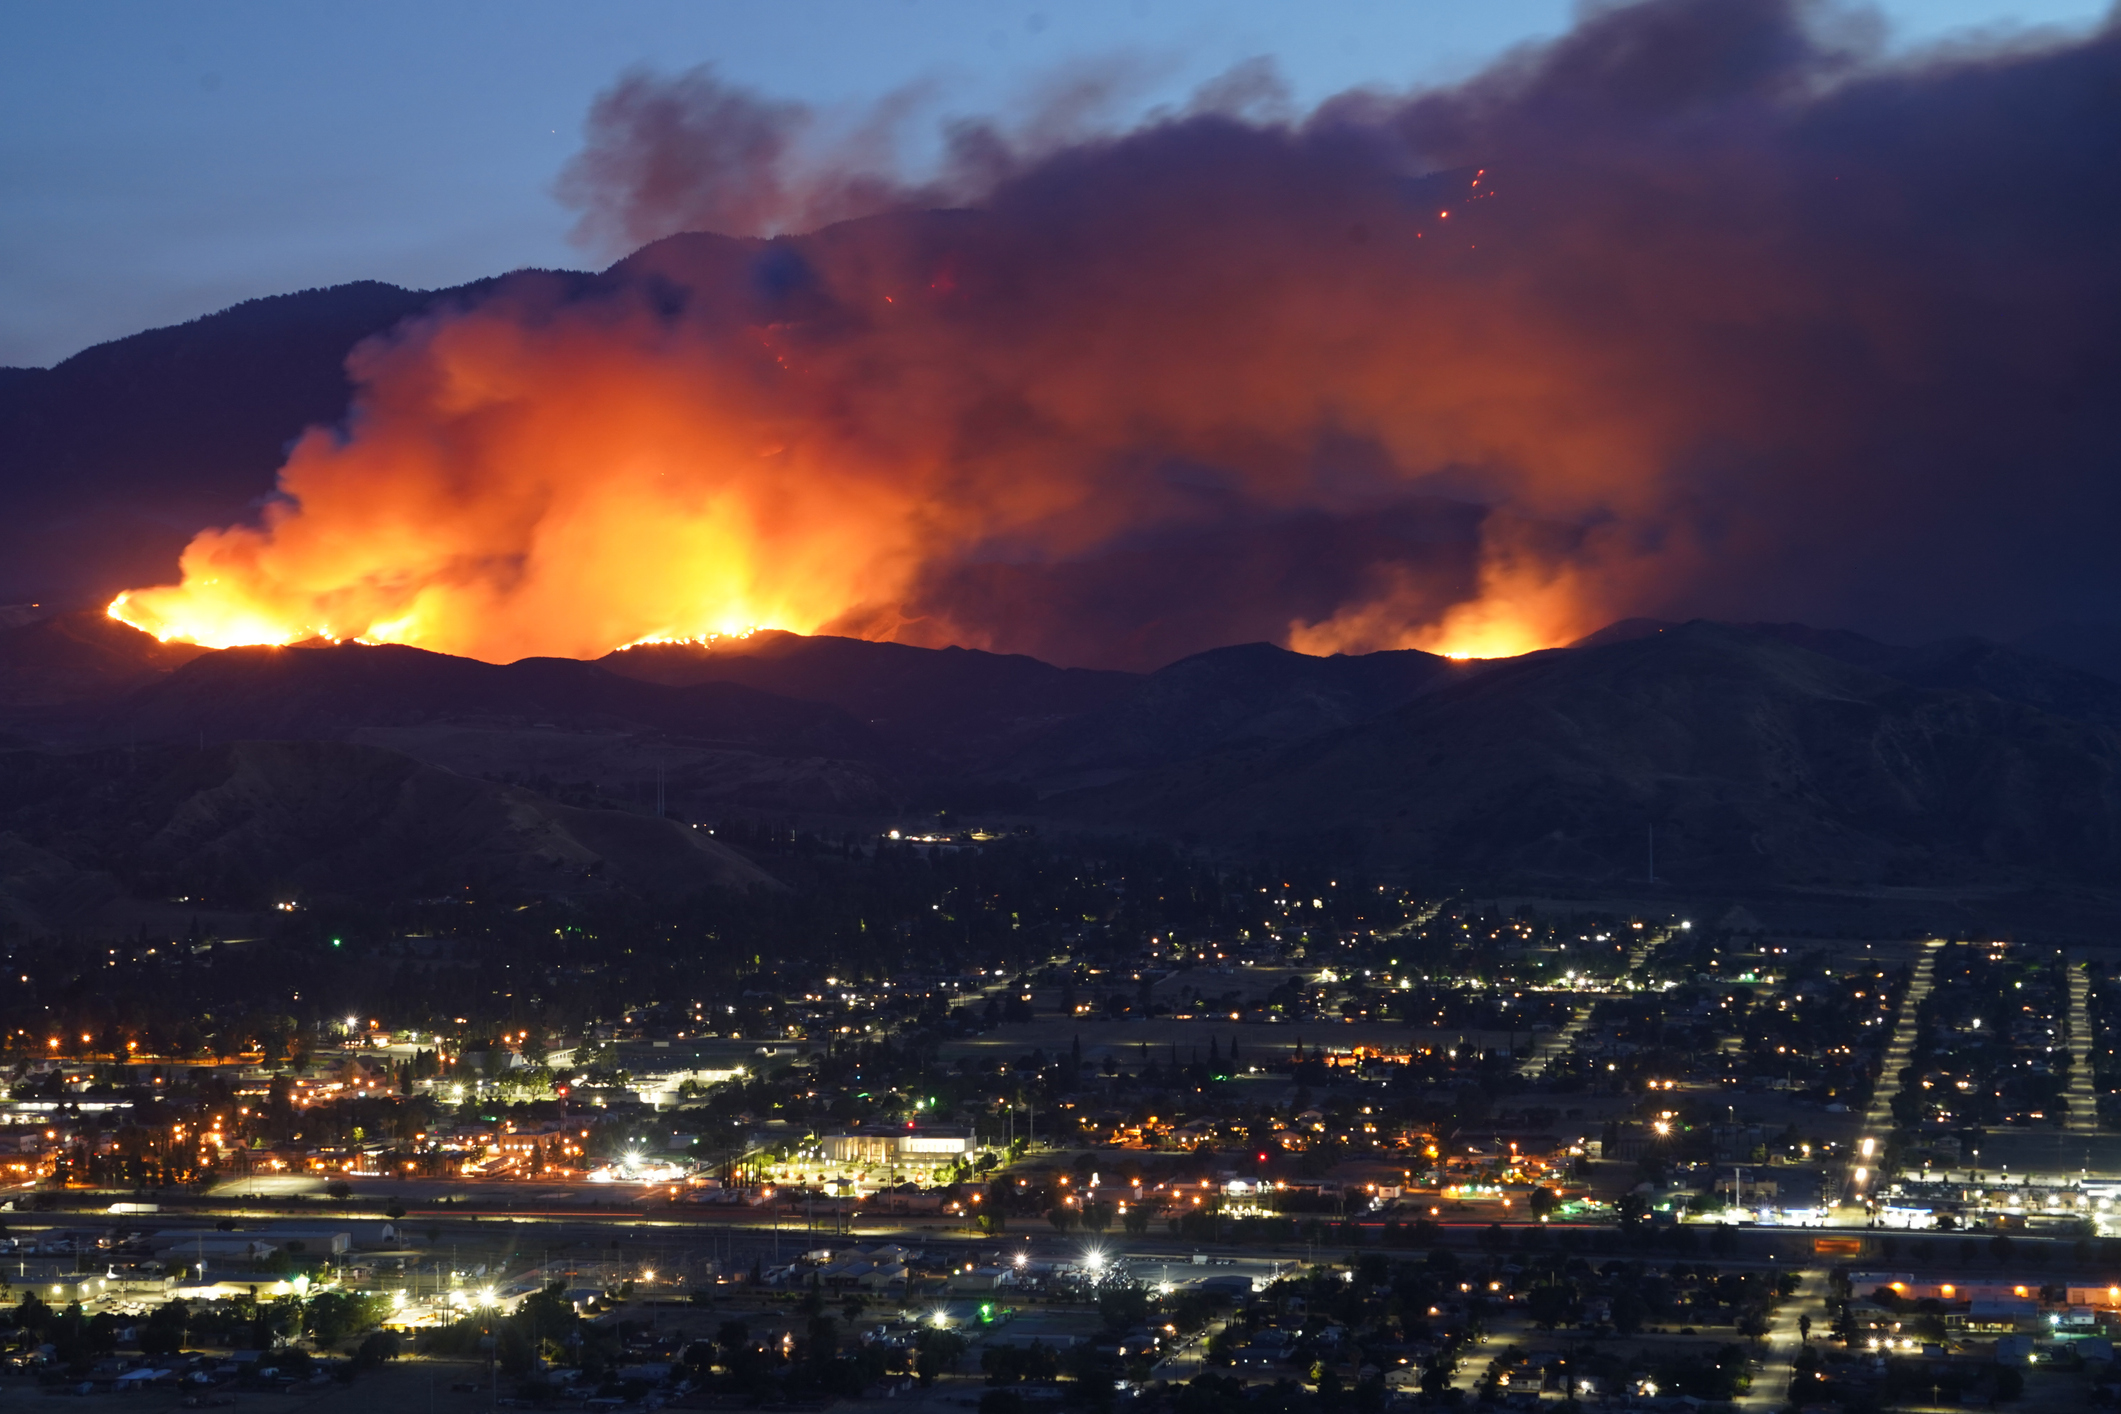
1798,1313,1812,1341
1097,1281,1150,1332
353,1330,401,1369
326,1180,352,1201
140,1298,188,1356
916,1328,967,1386
303,1290,381,1349
86,1311,120,1355
1526,1283,1577,1331
516,1282,577,1347
1616,1193,1649,1230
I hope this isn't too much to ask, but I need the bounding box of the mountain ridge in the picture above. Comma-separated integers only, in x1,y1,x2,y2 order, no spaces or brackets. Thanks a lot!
1047,621,2121,889
13,606,2121,909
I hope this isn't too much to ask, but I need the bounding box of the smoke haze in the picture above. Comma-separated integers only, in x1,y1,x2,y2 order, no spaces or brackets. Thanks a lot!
115,0,2121,669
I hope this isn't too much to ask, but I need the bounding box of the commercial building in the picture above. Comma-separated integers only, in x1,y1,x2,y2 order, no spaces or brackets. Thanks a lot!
818,1126,974,1168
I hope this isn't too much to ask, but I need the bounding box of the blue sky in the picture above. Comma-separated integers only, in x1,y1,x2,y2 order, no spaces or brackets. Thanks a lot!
1,0,2107,367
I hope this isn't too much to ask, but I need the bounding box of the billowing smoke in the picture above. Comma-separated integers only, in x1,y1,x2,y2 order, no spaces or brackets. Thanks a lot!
555,66,931,252
115,0,2121,669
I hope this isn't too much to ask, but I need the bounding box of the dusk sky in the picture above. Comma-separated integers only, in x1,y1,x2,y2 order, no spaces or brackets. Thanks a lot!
1,0,2108,368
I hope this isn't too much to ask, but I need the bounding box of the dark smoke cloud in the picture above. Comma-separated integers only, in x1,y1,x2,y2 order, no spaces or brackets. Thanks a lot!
555,65,930,252
130,0,2121,669
885,0,2121,656
553,57,1178,256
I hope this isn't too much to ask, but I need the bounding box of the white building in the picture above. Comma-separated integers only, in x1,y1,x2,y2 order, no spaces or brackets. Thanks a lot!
819,1127,973,1167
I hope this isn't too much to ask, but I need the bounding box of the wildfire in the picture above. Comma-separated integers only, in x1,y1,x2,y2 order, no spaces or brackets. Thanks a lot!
53,0,2111,676
102,200,1627,668
103,287,935,662
106,55,1733,670
1288,545,1601,662
618,628,763,650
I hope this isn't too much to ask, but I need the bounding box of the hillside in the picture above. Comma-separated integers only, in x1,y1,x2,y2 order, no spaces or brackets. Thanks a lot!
67,640,884,758
0,739,777,928
0,283,456,604
599,631,1135,762
15,606,2121,901
1000,640,1473,789
0,609,210,707
1052,622,2121,888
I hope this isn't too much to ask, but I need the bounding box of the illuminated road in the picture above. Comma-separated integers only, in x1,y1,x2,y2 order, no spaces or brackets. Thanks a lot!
1518,926,1674,1078
1842,938,1942,1212
1740,1266,1827,1411
2070,960,2099,1134
1521,999,1598,1077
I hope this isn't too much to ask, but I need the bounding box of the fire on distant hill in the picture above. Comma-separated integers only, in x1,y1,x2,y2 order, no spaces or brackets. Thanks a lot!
104,0,2121,670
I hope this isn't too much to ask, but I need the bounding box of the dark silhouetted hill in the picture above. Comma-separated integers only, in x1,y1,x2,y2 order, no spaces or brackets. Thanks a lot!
14,608,2121,900
1572,618,2121,727
1570,617,1904,668
599,630,1134,761
1051,621,2121,888
0,283,459,604
1000,641,1472,787
0,609,209,707
67,640,884,759
2013,623,2121,686
0,739,775,923
1868,635,2121,730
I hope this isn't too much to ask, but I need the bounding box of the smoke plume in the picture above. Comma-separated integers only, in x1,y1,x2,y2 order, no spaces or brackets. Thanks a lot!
116,0,2121,669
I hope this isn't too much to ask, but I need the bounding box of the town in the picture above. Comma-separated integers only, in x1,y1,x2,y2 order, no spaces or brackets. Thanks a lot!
6,827,2121,1411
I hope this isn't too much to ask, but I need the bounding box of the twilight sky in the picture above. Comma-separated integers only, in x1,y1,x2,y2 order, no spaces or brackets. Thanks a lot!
0,0,2108,368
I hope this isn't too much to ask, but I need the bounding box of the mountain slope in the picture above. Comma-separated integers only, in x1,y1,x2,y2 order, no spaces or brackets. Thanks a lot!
0,739,776,913
1868,635,2121,730
1054,622,2121,887
0,283,460,604
598,630,1135,761
2013,623,2121,686
1003,640,1472,787
1572,618,2121,729
67,641,884,758
0,609,210,707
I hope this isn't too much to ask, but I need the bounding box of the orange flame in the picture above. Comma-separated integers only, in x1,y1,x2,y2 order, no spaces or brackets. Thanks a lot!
1290,527,1619,661
86,0,2116,673
109,291,949,662
107,127,1695,669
